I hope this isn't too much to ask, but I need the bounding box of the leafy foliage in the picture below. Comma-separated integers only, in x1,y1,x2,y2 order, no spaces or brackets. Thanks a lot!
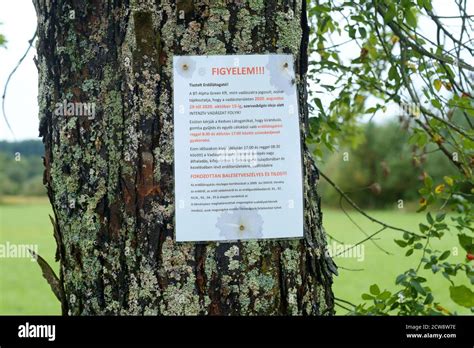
306,0,474,314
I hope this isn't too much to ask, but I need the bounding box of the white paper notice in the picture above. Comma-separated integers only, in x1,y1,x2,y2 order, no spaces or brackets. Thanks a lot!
173,54,304,242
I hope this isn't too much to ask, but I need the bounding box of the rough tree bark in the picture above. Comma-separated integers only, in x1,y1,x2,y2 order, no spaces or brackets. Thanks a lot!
33,0,337,315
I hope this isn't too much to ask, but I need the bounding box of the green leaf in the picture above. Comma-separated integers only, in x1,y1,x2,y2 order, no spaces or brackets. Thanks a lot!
384,4,396,23
396,274,406,284
379,290,391,301
362,293,374,300
348,27,356,39
427,213,434,225
419,223,429,233
370,284,381,296
436,212,446,222
431,98,442,109
449,285,474,308
395,239,407,247
423,0,433,10
418,187,429,195
388,65,399,81
424,292,434,305
439,250,450,260
405,7,417,28
433,79,442,92
314,97,325,115
424,175,433,189
458,234,474,253
411,280,426,296
417,133,428,147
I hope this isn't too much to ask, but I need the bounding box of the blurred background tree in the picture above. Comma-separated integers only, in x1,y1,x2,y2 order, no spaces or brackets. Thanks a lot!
0,141,45,198
320,121,458,209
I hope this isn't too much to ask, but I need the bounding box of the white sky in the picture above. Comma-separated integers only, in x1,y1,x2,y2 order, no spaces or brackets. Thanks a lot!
0,0,471,141
0,0,38,141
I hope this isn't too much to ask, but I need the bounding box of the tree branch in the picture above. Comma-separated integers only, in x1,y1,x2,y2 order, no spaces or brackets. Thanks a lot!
1,29,37,139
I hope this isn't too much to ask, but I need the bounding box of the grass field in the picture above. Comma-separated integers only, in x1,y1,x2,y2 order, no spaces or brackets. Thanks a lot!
0,201,471,315
0,200,59,315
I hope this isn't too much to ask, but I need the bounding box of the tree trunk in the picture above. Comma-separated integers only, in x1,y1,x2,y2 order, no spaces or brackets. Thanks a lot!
33,0,336,315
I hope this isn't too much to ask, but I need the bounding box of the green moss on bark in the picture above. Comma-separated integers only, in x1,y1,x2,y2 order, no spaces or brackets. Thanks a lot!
34,0,335,316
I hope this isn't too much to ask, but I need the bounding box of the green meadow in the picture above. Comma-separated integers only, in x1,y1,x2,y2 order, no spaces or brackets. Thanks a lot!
0,201,470,315
0,201,59,314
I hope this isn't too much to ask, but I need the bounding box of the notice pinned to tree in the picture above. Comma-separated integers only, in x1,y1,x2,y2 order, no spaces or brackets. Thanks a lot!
173,54,304,242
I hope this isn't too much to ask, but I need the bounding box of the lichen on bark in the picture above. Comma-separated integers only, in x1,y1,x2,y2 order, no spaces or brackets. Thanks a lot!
33,0,336,315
